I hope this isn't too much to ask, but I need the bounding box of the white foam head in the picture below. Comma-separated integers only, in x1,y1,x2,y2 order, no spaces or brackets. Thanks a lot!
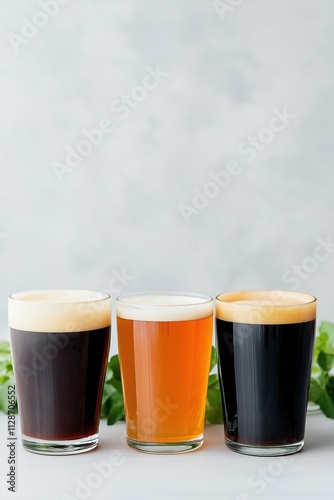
116,292,213,321
8,290,111,332
216,290,317,325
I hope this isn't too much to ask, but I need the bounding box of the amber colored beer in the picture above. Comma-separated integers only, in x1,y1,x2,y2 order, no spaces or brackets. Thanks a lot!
116,292,213,453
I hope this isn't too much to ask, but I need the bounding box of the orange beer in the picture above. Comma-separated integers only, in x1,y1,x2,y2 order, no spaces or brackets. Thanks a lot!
116,292,213,453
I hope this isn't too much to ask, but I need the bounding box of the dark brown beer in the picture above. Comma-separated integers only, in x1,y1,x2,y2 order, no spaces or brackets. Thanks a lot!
10,326,110,440
8,289,111,453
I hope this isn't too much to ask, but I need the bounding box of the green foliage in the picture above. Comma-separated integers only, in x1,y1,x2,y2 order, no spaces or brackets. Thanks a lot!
100,354,125,425
308,321,334,418
205,347,224,424
0,341,17,413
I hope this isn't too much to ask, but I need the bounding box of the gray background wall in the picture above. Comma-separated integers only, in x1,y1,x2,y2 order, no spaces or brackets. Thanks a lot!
1,0,333,349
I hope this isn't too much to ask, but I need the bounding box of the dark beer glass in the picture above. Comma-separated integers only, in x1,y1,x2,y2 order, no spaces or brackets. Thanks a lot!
9,290,111,455
216,290,316,457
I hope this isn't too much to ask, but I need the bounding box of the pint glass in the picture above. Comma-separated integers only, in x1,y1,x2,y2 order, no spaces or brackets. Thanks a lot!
216,290,316,456
9,290,111,455
116,292,213,454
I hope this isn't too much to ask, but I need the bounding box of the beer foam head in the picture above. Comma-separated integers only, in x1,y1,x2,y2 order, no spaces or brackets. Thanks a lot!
8,290,111,332
216,290,317,325
116,292,213,321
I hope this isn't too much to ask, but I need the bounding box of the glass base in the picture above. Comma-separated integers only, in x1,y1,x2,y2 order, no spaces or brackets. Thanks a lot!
126,434,203,454
21,433,99,455
307,401,321,414
225,438,304,457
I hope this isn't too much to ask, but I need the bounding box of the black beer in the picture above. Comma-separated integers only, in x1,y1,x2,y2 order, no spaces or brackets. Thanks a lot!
215,290,316,455
216,319,315,446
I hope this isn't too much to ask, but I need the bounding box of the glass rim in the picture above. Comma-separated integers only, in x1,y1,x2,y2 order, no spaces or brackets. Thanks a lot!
8,289,111,304
116,291,213,308
216,290,317,307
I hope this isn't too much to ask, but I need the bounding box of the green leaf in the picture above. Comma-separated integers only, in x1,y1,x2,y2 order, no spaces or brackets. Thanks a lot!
310,322,334,419
207,388,222,409
0,384,8,413
0,378,17,413
100,354,125,425
110,377,123,393
317,390,334,419
0,375,9,385
317,351,334,371
205,403,224,425
319,321,334,339
208,373,220,391
100,396,113,419
0,361,8,372
0,341,11,354
209,346,218,372
308,378,324,403
109,355,122,380
107,403,125,425
205,347,224,424
317,322,334,354
106,392,125,425
321,343,334,356
104,365,114,383
102,382,115,399
326,375,334,400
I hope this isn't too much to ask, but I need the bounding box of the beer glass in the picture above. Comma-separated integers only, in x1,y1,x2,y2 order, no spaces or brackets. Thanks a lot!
9,290,111,455
116,292,213,454
215,290,316,456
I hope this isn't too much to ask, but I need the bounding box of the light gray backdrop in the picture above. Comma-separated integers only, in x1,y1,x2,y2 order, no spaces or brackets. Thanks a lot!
1,0,333,349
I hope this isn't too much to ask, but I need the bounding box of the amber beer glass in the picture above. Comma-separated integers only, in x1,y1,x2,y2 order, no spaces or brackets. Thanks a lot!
116,292,213,454
215,290,317,457
9,290,111,455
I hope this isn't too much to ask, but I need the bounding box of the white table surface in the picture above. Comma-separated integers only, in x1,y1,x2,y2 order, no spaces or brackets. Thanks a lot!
0,411,333,500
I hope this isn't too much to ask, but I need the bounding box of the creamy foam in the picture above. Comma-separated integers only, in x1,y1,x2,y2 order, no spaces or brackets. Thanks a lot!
8,290,111,332
116,292,213,321
216,290,316,325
